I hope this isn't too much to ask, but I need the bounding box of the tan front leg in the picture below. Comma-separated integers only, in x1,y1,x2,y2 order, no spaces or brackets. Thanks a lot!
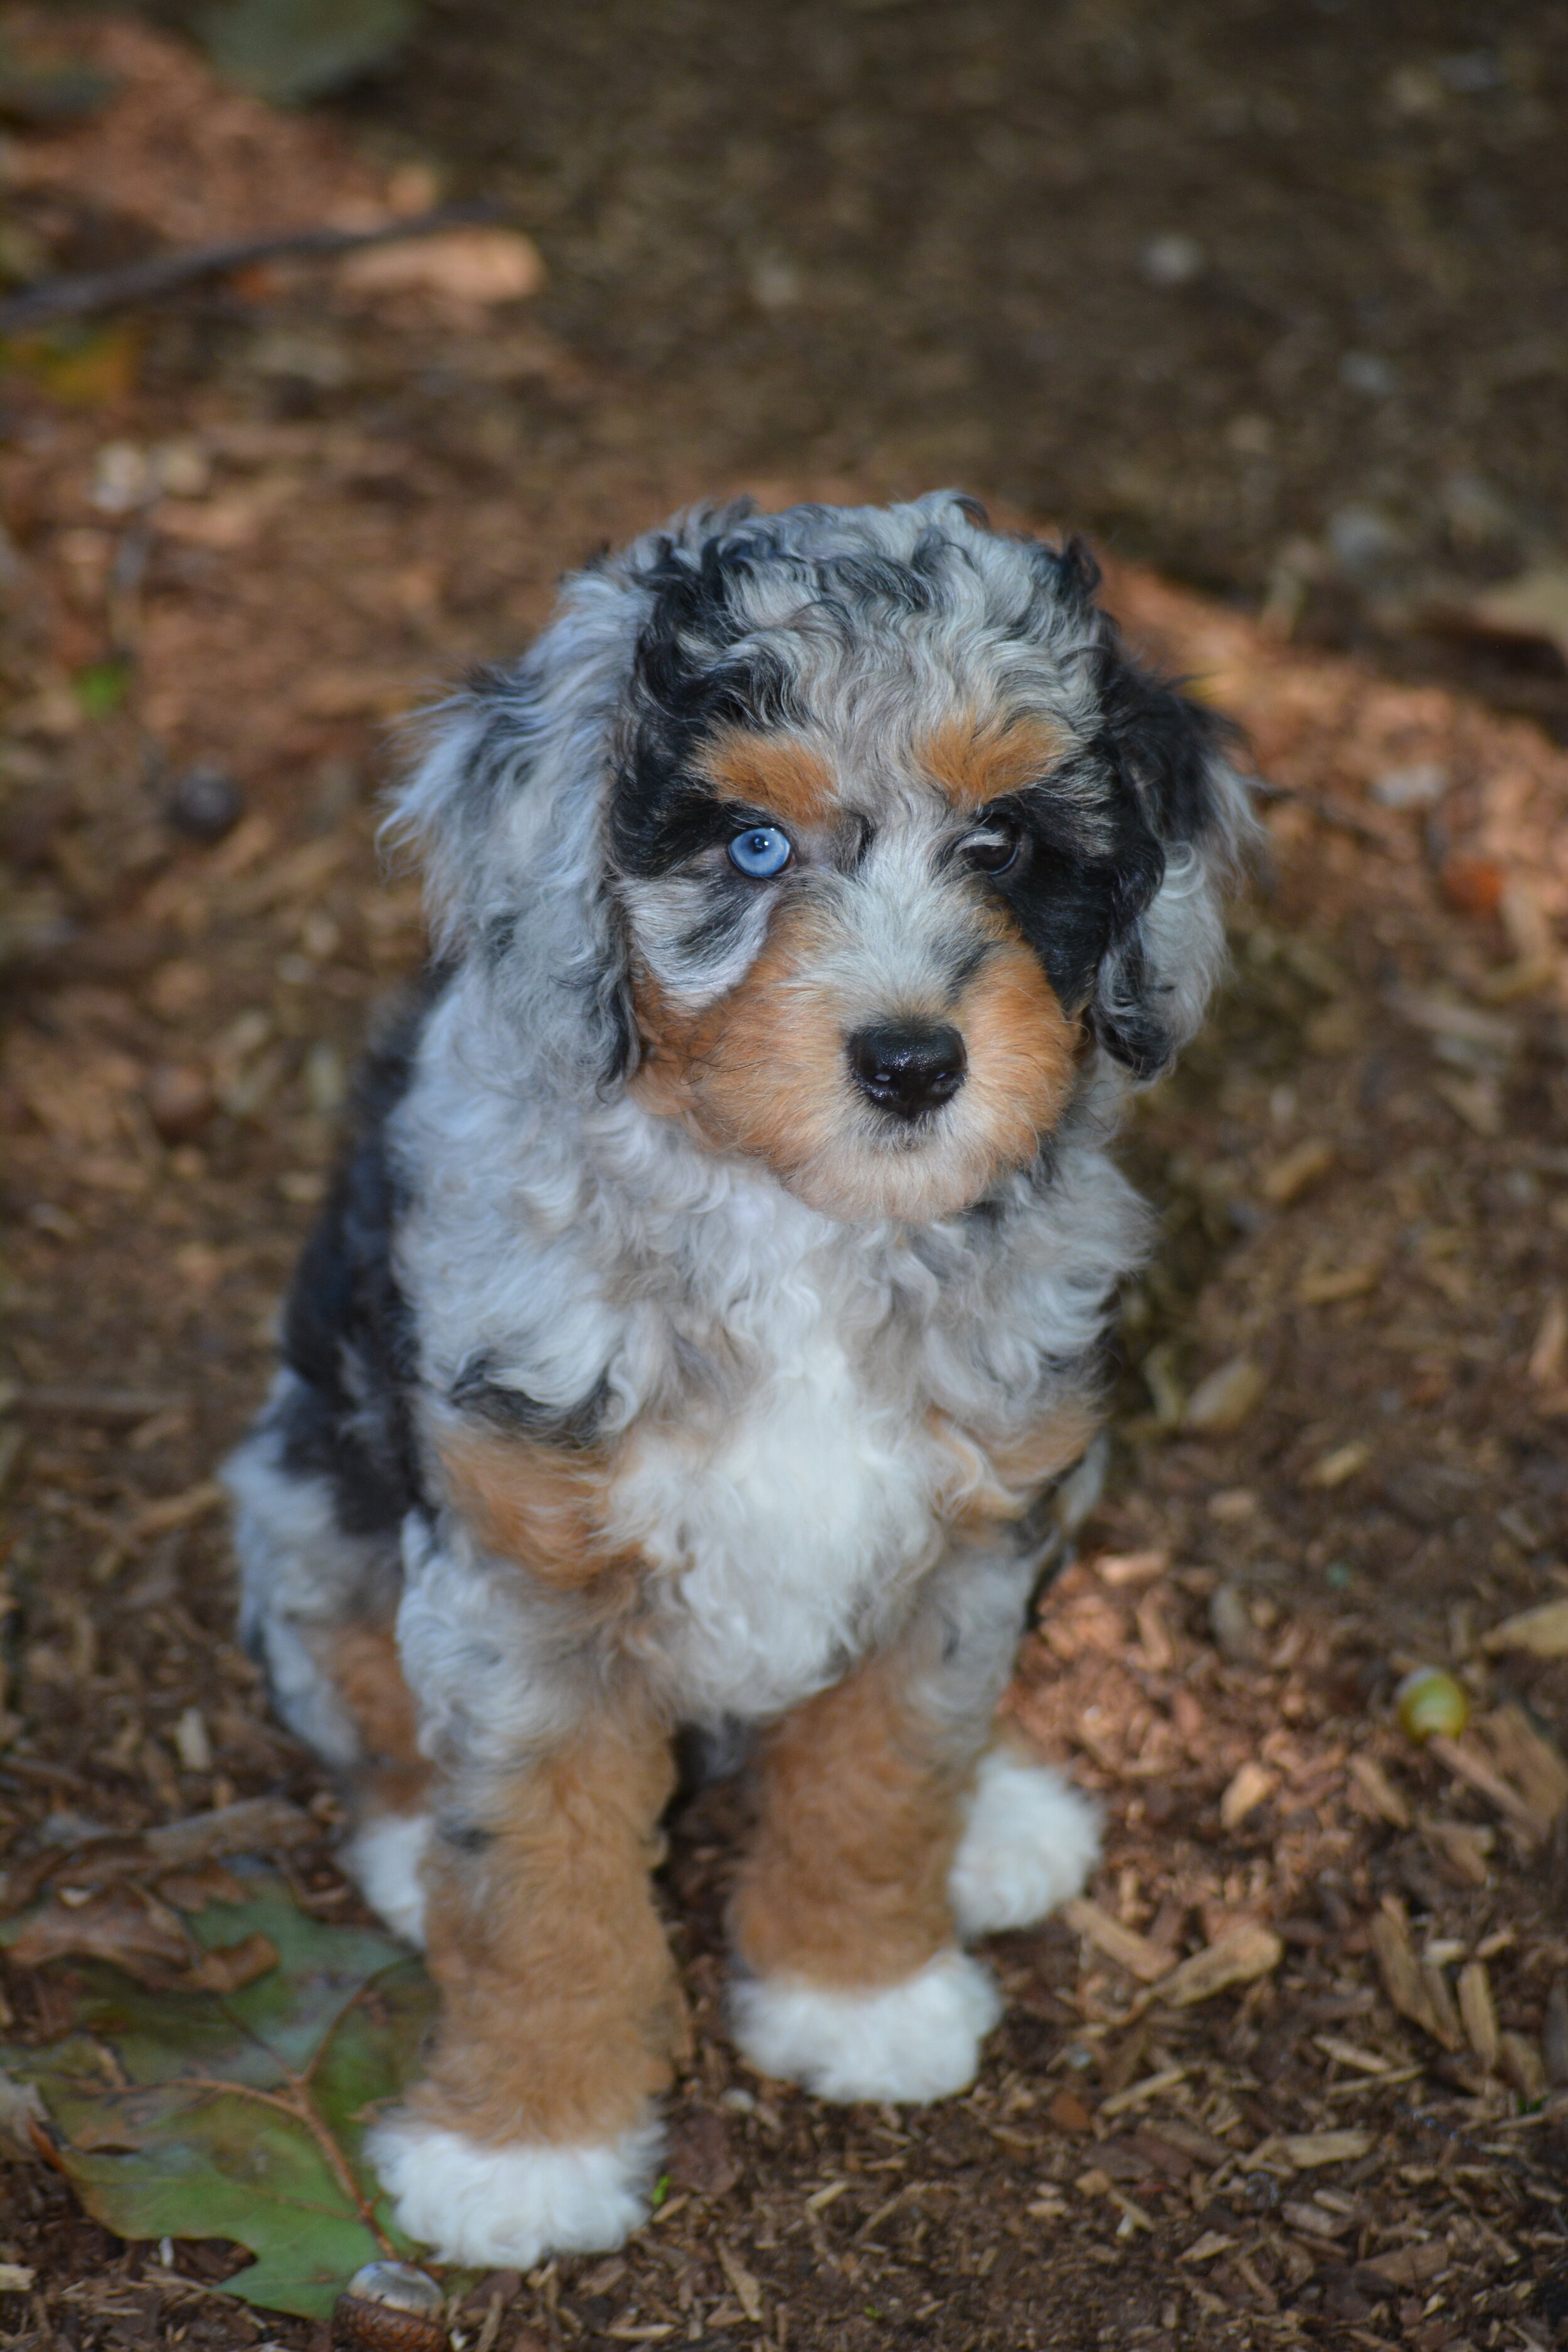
367,1692,680,2265
731,1646,968,1989
416,1702,679,2143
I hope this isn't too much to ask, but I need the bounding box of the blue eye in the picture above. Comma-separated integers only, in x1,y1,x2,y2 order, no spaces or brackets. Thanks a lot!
728,825,792,879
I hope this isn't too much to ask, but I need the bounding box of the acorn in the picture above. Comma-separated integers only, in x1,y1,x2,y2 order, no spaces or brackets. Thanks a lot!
1394,1666,1471,1745
333,2262,445,2352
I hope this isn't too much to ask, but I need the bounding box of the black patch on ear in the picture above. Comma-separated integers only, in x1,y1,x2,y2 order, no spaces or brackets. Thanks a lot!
1088,934,1175,1079
277,983,440,1537
611,528,802,882
1097,645,1237,844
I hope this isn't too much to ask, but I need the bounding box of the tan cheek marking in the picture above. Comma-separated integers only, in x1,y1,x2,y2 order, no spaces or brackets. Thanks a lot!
731,1648,966,1988
696,727,839,830
413,1701,681,2144
632,901,847,1181
929,1397,1102,1533
437,1431,623,1589
958,924,1080,1160
917,710,1070,812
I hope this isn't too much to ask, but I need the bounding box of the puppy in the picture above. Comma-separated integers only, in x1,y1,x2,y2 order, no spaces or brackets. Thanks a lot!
225,494,1248,2266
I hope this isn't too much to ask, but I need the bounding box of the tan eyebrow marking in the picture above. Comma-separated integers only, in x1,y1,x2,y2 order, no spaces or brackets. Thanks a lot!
916,710,1070,813
694,728,839,830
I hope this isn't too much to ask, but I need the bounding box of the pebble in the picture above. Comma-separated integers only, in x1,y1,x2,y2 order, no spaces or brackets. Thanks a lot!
166,767,245,844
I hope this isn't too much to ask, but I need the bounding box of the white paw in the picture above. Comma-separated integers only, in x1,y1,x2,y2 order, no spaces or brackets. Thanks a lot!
346,1812,431,1948
366,2116,662,2266
730,1947,1000,2103
949,1747,1100,1937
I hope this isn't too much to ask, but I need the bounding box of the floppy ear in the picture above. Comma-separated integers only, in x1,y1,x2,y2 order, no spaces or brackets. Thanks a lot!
1089,649,1255,1081
386,591,640,1088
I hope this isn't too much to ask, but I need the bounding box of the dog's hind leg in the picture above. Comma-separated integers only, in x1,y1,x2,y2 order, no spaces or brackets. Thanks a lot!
728,1543,1097,2102
225,1375,433,1942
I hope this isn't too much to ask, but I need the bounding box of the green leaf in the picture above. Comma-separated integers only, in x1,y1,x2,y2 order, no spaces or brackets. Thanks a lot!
0,1873,437,2321
196,0,416,105
71,657,132,718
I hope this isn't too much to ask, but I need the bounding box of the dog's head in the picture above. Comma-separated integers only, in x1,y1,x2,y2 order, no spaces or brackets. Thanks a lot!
396,495,1250,1224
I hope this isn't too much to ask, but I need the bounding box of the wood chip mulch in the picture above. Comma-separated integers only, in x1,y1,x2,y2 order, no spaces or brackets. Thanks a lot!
2,16,1568,2349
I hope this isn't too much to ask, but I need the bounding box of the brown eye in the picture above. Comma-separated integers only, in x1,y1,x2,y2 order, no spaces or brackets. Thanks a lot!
962,822,1020,875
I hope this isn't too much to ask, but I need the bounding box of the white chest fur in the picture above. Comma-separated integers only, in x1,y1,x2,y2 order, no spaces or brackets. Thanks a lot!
606,1296,945,1725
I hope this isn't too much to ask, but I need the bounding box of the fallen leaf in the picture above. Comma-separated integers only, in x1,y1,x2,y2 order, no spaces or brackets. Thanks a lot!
197,0,416,104
1482,1597,1568,1658
8,1889,190,1984
0,1871,435,2319
186,1931,281,1994
0,2262,34,2291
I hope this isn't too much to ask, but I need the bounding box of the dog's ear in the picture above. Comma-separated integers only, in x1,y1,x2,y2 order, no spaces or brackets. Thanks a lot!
387,622,638,1088
1089,647,1255,1081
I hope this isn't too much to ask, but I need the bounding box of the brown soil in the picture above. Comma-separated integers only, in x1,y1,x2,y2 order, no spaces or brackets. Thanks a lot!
3,17,1568,2351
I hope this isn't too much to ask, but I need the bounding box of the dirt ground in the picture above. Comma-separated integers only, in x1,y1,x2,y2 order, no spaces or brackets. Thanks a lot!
3,13,1568,2351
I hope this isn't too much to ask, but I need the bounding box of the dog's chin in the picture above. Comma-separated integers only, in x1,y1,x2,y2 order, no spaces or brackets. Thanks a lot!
772,1118,1031,1227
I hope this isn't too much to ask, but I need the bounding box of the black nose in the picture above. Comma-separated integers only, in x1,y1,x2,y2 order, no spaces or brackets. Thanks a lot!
848,1022,968,1120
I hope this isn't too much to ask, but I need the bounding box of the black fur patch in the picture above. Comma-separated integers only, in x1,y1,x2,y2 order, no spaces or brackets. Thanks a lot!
448,1358,609,1451
1097,642,1237,844
277,985,437,1538
971,772,1165,1017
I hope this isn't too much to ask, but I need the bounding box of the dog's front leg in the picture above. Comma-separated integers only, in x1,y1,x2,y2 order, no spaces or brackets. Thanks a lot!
366,1528,679,2265
729,1545,1098,2103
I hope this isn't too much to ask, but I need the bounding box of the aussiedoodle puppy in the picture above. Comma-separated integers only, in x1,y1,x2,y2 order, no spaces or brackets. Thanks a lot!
225,492,1249,2267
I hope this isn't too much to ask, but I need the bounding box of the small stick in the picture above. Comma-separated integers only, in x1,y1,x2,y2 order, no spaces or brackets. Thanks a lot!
0,198,502,334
